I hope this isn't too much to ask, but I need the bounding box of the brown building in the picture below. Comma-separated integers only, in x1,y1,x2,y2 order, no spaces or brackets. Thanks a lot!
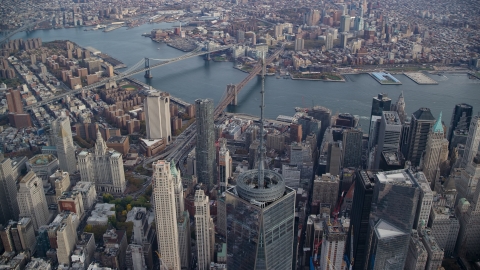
106,64,114,77
68,76,81,89
98,229,128,270
86,74,99,85
6,89,24,113
8,113,32,128
75,122,99,141
127,119,140,134
185,104,195,118
139,138,166,157
171,116,182,134
290,123,302,143
99,127,121,141
106,136,130,155
77,68,88,77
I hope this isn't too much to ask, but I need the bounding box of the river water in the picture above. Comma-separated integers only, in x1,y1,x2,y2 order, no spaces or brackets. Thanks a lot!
11,22,480,130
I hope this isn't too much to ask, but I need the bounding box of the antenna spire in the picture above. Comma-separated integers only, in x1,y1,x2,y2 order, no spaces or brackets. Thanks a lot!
257,52,266,188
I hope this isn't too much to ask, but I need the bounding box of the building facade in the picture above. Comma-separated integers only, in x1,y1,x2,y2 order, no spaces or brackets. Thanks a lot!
51,116,77,174
195,99,216,188
0,154,20,225
194,190,212,270
17,171,50,230
460,115,480,168
407,108,436,167
152,160,181,270
422,112,449,188
78,130,126,194
145,92,171,142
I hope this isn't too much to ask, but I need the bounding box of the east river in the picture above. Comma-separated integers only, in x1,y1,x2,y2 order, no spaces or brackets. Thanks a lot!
11,22,480,130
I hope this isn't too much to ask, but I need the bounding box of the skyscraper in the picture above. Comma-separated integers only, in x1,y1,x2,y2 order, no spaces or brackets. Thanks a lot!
458,152,480,203
370,93,392,119
225,58,296,270
340,15,351,32
365,169,420,269
373,111,402,169
412,172,433,229
460,114,480,168
6,89,23,114
422,112,449,188
78,130,126,194
195,99,216,188
152,160,181,270
349,170,375,270
325,33,334,50
51,116,77,174
456,154,480,259
17,171,50,230
145,92,172,142
407,108,436,167
0,154,20,225
390,91,406,124
194,189,213,270
218,138,232,193
342,129,363,168
171,162,191,270
447,103,473,144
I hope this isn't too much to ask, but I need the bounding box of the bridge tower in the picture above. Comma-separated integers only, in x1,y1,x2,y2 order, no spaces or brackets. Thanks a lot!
144,57,152,78
227,84,237,105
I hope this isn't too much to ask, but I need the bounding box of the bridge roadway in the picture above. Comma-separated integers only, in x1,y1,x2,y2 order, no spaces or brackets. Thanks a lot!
213,45,284,118
23,45,232,111
0,21,39,45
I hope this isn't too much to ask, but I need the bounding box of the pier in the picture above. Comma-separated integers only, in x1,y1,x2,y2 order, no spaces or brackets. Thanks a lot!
404,72,438,85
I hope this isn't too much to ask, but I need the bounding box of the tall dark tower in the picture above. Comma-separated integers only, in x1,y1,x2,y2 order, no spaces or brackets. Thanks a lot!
349,170,375,270
195,99,216,188
370,93,392,118
406,108,436,167
447,103,473,147
225,55,296,270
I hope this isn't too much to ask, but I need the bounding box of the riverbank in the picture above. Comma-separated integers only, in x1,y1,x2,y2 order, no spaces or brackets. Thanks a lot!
404,72,438,85
290,72,345,82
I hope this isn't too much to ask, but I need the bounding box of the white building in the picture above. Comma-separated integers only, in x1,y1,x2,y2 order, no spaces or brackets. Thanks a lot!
72,181,97,210
0,154,20,225
145,92,171,142
458,152,480,202
413,172,433,229
194,189,213,270
460,115,480,168
320,220,346,270
51,116,77,174
152,160,181,270
78,130,126,194
218,138,231,193
17,171,49,230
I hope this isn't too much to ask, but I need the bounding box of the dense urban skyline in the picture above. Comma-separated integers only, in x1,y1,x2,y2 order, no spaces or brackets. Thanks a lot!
0,0,479,269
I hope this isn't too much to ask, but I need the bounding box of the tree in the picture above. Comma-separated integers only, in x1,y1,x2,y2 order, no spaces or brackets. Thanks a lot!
103,193,114,203
126,204,132,212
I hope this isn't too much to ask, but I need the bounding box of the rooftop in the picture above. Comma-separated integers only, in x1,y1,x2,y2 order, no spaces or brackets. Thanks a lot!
375,169,415,187
29,154,56,165
106,136,127,144
412,107,435,121
375,219,407,239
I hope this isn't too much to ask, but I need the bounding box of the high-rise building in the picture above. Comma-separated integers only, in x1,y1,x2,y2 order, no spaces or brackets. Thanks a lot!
422,112,449,188
152,160,181,270
407,108,436,167
312,173,339,210
218,138,231,193
340,15,351,32
325,33,334,50
365,169,420,269
6,89,24,114
349,170,375,270
17,171,50,230
0,154,20,225
340,32,348,48
419,229,444,270
412,172,433,229
458,151,480,203
194,190,213,270
390,91,407,124
305,9,320,26
51,116,77,174
195,99,216,188
460,114,480,168
225,66,296,270
429,206,459,257
319,220,347,270
294,38,304,51
456,174,480,259
370,93,392,119
78,130,126,194
405,231,428,270
373,111,402,169
447,103,473,145
145,92,172,142
353,16,364,31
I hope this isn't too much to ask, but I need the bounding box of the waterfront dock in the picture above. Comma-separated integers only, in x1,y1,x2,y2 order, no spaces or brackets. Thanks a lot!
369,72,402,85
404,72,438,85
